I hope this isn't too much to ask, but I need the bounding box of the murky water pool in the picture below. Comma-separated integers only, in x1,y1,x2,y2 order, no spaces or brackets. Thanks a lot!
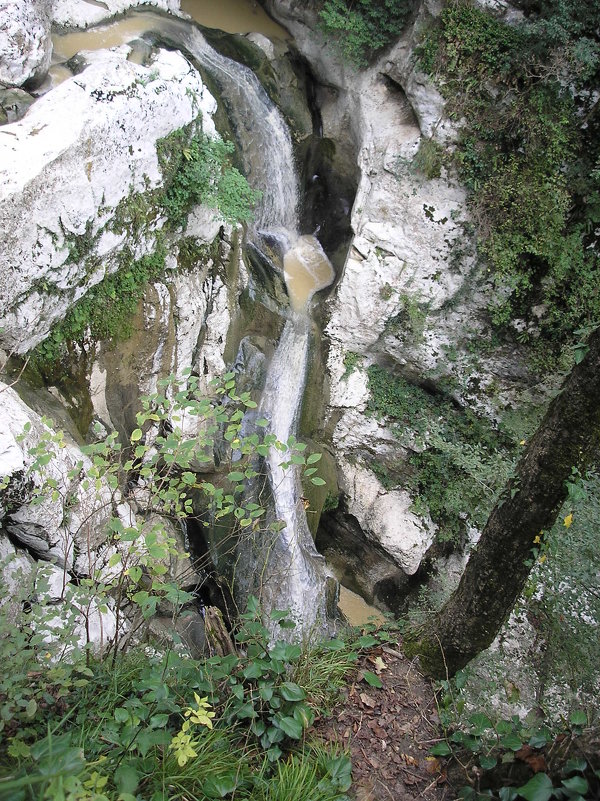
283,235,335,312
338,585,386,627
181,0,288,37
49,0,288,90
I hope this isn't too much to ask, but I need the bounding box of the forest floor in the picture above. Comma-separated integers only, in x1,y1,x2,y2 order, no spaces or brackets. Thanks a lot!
312,636,452,801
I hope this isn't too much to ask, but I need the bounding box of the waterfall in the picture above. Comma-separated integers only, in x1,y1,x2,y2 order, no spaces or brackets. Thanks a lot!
162,18,336,634
163,20,298,239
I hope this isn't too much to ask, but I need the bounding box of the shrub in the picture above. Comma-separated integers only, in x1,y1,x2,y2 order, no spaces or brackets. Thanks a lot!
417,0,600,359
157,122,261,229
319,0,414,67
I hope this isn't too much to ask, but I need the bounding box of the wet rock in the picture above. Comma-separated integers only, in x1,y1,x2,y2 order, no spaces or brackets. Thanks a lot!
149,611,207,658
0,535,35,620
0,0,52,88
337,459,434,576
317,511,410,615
0,88,36,122
0,381,116,567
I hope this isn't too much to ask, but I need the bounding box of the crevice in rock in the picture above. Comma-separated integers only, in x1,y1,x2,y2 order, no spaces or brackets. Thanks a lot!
316,505,426,616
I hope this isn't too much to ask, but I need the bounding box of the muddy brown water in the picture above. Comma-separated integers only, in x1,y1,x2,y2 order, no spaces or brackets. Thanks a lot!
283,234,335,312
338,585,386,627
49,1,288,88
181,0,289,37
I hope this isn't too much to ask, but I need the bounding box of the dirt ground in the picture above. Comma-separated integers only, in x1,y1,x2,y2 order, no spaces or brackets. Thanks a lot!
312,636,452,801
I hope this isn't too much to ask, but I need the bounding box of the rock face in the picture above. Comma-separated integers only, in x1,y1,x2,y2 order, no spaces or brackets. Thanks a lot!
52,0,181,29
0,0,52,88
0,45,219,355
264,0,543,594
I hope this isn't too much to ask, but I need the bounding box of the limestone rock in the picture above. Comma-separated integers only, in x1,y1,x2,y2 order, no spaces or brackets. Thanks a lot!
0,381,115,566
0,0,52,88
0,88,36,122
52,0,181,29
338,459,434,576
0,45,218,354
0,535,35,620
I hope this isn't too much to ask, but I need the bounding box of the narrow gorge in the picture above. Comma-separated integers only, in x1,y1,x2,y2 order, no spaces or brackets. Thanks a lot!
1,0,599,754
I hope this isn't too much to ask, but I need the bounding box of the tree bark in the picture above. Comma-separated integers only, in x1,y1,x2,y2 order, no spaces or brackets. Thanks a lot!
405,326,600,678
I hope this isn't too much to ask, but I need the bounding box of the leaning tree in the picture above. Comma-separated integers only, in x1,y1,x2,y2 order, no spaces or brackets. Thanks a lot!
405,325,600,677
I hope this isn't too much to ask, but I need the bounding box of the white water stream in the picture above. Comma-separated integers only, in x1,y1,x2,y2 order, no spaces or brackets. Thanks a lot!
166,19,337,632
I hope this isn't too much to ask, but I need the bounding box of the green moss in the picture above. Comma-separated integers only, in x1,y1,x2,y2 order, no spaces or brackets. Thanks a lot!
412,138,445,180
366,364,516,543
341,351,362,380
31,240,167,368
110,190,159,240
385,294,428,344
176,236,219,273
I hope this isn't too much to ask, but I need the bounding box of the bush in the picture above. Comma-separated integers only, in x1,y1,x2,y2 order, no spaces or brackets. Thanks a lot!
157,122,261,229
417,0,600,359
319,0,414,67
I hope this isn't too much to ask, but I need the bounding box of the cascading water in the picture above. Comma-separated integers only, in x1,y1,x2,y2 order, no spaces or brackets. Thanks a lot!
159,18,337,633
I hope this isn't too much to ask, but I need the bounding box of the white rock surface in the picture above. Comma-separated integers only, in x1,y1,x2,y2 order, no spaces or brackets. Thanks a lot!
0,381,116,566
52,0,181,29
338,460,434,575
0,0,52,88
0,45,218,354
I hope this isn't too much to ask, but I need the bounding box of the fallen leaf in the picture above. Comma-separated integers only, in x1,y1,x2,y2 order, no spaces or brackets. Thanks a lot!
373,656,388,671
425,756,441,774
359,693,377,708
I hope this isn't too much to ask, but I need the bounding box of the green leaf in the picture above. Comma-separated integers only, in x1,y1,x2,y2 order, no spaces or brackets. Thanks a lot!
114,764,140,795
203,775,239,798
25,699,37,718
561,776,588,796
323,638,346,651
228,471,245,482
258,685,274,703
234,702,256,719
500,732,523,751
362,671,383,688
114,707,130,723
357,634,379,648
277,715,303,739
310,476,326,486
242,662,263,680
479,755,497,770
131,428,143,442
569,710,587,726
499,788,518,801
469,713,493,733
430,742,452,756
307,452,322,464
279,682,306,702
516,773,553,801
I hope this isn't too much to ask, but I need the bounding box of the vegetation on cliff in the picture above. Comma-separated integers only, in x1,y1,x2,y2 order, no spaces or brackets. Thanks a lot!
417,0,600,363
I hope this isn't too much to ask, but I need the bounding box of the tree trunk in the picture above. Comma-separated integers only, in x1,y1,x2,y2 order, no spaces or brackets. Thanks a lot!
405,327,600,678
